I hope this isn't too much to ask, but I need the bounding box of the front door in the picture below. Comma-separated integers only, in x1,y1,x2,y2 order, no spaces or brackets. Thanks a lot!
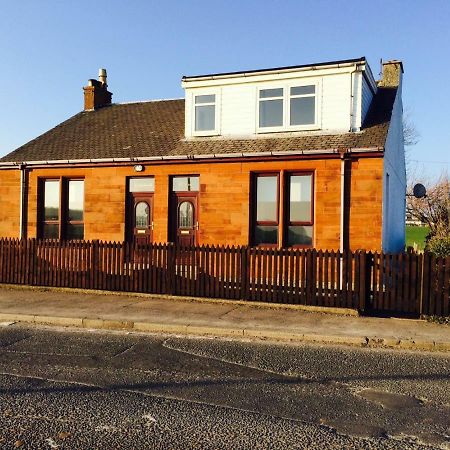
129,193,153,245
172,194,198,247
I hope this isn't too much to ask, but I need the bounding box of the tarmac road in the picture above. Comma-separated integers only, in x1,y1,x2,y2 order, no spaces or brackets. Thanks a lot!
0,323,449,449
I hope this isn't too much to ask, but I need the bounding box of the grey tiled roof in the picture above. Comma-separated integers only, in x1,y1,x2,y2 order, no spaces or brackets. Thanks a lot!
0,88,397,163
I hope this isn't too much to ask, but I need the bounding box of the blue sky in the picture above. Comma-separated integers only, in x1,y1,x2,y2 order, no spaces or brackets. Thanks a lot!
0,0,449,180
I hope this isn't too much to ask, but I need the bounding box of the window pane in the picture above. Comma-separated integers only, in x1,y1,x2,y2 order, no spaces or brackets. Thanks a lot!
135,202,149,228
290,175,312,222
44,180,59,221
290,97,315,125
178,201,194,228
287,225,313,246
129,177,155,193
259,99,283,127
195,104,215,131
172,176,199,192
255,225,278,245
290,85,315,96
43,223,59,239
66,224,84,240
195,94,215,104
259,88,283,98
256,176,277,221
68,180,84,221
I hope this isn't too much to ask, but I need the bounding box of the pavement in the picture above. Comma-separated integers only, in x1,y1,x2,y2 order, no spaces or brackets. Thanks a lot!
0,284,448,351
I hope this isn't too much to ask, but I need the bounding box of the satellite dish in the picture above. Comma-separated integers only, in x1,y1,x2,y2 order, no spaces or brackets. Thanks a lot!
413,183,426,199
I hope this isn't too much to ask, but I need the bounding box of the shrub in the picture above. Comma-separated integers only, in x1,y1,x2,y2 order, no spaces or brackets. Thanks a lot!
425,235,450,257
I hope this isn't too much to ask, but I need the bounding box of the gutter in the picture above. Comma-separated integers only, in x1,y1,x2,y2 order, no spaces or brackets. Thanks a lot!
0,147,383,169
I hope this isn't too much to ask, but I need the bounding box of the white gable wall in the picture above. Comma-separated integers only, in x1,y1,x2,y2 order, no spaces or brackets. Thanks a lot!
382,77,406,252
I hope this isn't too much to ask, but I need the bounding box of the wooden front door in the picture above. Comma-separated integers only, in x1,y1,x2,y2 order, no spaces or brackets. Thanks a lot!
128,193,153,245
172,194,198,247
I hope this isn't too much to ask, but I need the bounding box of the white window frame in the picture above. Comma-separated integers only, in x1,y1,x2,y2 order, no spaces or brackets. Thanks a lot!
257,87,285,133
256,80,321,133
191,90,221,137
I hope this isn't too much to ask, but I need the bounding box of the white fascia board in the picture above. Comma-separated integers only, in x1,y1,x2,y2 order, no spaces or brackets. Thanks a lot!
162,155,190,160
133,156,164,161
182,65,357,89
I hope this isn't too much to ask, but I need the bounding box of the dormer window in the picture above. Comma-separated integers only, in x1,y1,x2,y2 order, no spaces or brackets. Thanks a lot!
257,83,319,132
194,94,216,134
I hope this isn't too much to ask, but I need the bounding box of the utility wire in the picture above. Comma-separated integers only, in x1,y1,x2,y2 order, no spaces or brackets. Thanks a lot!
410,160,449,164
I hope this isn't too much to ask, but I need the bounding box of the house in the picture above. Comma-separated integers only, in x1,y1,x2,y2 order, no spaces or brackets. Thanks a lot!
0,57,406,252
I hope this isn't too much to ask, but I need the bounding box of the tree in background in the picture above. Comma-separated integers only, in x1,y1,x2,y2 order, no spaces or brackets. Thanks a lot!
403,108,420,178
407,174,450,256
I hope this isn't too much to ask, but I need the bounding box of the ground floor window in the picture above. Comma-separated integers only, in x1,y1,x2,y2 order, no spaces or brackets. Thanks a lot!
285,173,314,246
251,172,314,247
38,178,84,240
253,173,279,245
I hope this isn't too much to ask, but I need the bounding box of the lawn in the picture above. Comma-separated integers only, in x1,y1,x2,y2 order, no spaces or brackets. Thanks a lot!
405,225,429,250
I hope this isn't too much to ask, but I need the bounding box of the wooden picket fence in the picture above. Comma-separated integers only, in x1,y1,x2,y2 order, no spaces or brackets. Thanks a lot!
0,238,448,317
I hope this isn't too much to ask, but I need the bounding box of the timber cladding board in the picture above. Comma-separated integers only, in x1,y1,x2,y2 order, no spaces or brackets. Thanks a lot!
0,170,21,238
1,156,384,250
348,158,383,250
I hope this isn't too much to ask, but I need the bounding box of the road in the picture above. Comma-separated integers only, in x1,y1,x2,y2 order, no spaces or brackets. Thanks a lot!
0,323,449,449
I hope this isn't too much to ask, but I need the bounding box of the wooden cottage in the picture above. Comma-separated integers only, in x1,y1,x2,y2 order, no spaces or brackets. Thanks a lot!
0,57,406,252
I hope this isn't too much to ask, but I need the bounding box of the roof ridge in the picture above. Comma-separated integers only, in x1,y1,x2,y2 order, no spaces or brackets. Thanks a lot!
115,98,184,106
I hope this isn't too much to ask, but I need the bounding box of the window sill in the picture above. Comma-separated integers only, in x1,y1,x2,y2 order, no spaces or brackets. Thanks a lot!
256,125,320,134
192,130,220,137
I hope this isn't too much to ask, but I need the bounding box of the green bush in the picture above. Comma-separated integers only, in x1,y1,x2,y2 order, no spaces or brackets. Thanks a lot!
426,236,450,257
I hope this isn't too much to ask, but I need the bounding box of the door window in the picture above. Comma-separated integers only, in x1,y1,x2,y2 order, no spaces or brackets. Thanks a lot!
178,201,194,228
135,202,149,228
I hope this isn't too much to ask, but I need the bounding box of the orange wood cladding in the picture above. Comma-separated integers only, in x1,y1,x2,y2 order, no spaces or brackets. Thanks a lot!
0,156,384,251
0,170,21,238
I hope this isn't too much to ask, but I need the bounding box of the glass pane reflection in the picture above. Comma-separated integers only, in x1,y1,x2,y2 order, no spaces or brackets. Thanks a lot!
135,202,149,228
290,97,315,125
43,223,59,239
195,105,215,131
259,99,283,127
289,175,312,222
256,176,277,221
172,176,199,192
67,224,84,240
287,225,313,246
129,178,155,193
44,180,59,221
68,180,84,221
255,225,278,245
179,202,194,228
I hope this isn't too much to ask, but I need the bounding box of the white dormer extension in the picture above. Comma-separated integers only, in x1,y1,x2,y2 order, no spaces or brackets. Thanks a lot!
182,57,377,139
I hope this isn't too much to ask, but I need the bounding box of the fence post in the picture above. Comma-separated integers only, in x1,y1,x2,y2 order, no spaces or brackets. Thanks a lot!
240,246,249,300
91,240,99,290
166,243,176,295
358,251,372,312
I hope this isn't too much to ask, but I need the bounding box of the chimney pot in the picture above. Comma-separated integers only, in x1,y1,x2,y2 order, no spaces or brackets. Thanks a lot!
98,68,107,86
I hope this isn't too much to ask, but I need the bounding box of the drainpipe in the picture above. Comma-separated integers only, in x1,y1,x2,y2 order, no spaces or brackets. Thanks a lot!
339,150,346,288
349,64,362,132
19,164,27,239
339,151,346,253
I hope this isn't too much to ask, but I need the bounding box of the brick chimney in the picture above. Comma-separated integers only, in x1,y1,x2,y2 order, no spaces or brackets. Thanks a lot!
378,60,403,88
83,68,113,111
